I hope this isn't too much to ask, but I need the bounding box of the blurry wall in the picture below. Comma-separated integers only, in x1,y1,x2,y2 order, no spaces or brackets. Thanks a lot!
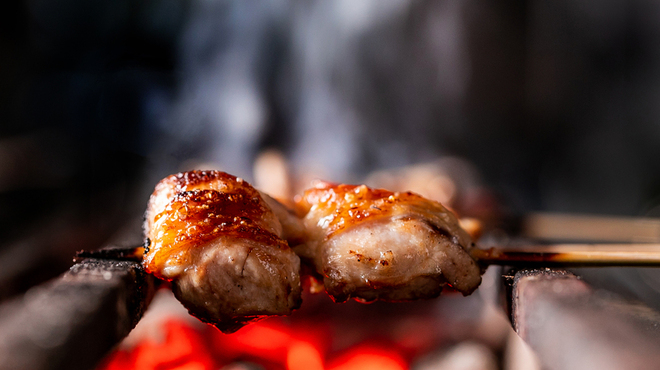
155,0,660,216
0,0,187,294
2,0,660,254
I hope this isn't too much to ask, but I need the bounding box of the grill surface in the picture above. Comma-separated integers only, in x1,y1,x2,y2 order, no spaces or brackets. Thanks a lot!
504,268,660,370
0,258,155,370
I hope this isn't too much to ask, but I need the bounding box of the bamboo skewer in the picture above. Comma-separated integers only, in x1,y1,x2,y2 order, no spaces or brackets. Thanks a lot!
471,243,660,267
521,213,660,243
82,244,660,267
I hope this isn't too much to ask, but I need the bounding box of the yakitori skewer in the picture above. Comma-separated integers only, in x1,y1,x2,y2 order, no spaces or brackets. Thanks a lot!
471,243,660,267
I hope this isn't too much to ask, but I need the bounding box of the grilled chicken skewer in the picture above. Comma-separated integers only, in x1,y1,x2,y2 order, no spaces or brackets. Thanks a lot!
294,182,483,303
142,170,305,333
77,172,660,333
78,242,660,269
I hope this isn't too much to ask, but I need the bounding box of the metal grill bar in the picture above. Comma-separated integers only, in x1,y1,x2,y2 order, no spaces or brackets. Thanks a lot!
505,268,660,370
0,258,155,370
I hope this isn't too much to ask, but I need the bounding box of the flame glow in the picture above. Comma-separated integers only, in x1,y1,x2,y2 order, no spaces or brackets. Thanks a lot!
97,319,412,370
287,341,324,370
328,348,406,370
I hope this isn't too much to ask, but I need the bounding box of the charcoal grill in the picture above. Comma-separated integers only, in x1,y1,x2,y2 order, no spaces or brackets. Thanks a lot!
0,257,155,370
2,227,660,370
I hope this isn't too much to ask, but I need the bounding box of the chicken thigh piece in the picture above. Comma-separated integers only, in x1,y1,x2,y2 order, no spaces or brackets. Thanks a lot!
143,170,303,333
295,182,482,303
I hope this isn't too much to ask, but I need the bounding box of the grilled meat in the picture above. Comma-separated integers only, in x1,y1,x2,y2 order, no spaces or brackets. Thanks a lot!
295,182,482,303
143,170,303,333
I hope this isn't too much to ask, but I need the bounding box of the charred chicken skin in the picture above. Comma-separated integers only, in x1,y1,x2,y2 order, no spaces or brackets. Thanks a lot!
143,170,303,333
295,182,482,303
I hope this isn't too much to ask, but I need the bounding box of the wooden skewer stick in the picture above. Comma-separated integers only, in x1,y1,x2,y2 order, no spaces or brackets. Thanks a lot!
521,213,660,243
80,243,660,268
471,244,660,267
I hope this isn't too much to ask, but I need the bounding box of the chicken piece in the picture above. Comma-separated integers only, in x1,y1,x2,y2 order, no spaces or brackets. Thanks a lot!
143,170,303,333
295,182,482,303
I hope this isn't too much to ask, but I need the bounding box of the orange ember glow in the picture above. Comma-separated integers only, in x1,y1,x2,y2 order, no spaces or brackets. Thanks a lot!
99,321,214,370
231,325,292,350
287,341,324,370
328,347,406,370
97,319,412,370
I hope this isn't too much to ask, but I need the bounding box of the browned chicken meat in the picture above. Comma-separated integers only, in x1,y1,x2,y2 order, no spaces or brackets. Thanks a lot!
295,182,482,303
142,170,304,333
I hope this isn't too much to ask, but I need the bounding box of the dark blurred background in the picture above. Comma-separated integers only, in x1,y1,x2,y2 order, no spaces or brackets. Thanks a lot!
2,0,660,301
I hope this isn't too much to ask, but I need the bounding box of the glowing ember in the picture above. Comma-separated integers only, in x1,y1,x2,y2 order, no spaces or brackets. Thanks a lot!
97,319,411,370
287,342,324,370
327,347,406,370
94,286,485,370
99,321,214,370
